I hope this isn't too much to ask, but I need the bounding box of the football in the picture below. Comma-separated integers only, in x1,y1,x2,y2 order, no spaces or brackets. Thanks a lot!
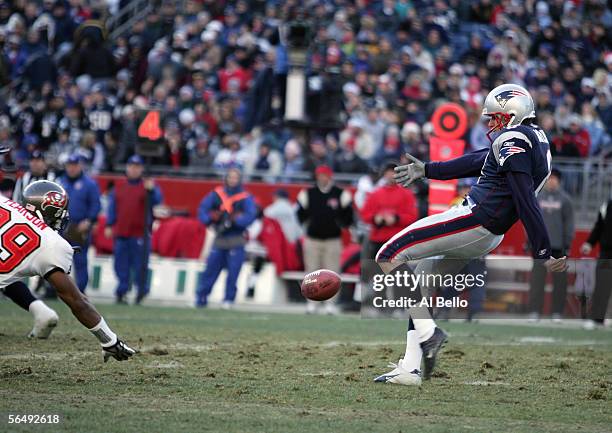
300,269,342,301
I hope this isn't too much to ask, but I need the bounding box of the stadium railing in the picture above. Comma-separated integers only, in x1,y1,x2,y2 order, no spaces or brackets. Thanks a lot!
106,0,155,40
110,156,611,227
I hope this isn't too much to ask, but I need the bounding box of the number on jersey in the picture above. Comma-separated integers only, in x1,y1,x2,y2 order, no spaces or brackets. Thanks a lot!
0,208,41,273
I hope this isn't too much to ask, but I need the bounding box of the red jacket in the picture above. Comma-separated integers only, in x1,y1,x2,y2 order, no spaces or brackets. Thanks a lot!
218,67,252,93
360,184,418,243
257,217,302,274
553,129,591,157
152,217,206,259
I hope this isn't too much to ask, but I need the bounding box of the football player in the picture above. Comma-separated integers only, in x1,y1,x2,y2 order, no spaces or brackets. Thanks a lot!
0,180,135,362
374,84,567,385
0,147,60,339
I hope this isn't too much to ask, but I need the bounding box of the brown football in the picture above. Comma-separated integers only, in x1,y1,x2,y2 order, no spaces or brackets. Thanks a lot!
301,269,342,301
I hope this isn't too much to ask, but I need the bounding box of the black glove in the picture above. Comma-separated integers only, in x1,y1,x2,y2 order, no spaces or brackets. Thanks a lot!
103,339,137,362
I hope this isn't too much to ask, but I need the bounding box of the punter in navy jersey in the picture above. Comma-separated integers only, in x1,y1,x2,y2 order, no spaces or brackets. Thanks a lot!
373,84,567,386
425,122,553,259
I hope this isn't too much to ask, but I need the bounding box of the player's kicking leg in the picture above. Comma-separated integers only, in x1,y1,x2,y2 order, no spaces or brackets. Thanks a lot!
374,205,503,382
2,281,59,339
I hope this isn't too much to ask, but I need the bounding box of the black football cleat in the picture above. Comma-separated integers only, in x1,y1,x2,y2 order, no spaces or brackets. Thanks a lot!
420,327,447,380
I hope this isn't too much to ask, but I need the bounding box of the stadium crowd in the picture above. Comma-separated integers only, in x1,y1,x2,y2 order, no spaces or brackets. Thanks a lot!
0,0,610,179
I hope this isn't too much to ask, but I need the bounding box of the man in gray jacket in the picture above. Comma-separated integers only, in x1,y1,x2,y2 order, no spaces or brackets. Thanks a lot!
528,169,574,321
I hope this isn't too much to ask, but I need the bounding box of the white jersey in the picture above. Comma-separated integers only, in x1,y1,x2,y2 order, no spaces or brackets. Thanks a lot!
0,195,73,287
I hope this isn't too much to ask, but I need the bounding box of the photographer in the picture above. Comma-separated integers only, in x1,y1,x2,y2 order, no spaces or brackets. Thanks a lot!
196,167,257,308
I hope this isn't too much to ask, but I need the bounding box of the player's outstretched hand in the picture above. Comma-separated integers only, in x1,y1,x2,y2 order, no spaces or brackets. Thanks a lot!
103,339,137,362
544,256,568,272
394,153,425,187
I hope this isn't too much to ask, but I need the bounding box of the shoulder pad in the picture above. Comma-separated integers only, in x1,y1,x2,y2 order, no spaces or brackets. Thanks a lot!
492,129,533,165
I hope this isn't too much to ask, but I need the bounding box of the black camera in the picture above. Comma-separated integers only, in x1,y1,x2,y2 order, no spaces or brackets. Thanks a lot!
284,20,311,50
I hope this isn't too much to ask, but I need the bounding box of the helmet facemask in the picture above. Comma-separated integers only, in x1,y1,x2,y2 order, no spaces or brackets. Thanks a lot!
485,112,514,143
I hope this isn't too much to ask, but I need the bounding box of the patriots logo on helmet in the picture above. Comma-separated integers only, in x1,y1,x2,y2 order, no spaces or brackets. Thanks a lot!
41,191,67,210
498,141,525,166
495,89,527,109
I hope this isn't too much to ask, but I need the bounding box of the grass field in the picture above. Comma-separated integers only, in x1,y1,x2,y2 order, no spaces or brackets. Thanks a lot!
0,301,610,433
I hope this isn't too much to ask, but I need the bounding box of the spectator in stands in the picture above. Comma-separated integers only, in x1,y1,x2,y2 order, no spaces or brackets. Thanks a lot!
213,133,248,169
45,127,73,170
246,140,283,181
281,138,304,180
190,139,215,168
196,167,257,308
564,115,591,158
69,25,116,79
0,0,610,190
58,154,101,293
401,121,428,160
333,131,369,174
581,195,612,329
360,162,418,260
528,169,574,322
581,102,611,157
75,130,105,174
297,165,354,314
105,155,163,304
13,151,56,204
303,138,332,173
340,117,376,162
376,124,403,165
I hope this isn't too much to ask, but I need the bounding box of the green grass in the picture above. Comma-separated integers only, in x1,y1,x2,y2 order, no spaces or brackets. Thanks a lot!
0,301,610,433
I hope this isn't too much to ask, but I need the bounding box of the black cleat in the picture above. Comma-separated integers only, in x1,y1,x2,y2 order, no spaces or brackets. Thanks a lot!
420,327,447,380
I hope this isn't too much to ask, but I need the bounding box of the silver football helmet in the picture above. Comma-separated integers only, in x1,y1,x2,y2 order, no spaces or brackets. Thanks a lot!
482,84,535,139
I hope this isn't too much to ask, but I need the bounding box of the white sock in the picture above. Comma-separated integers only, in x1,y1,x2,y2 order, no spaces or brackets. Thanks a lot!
28,300,55,319
413,318,436,343
402,330,423,371
89,317,118,347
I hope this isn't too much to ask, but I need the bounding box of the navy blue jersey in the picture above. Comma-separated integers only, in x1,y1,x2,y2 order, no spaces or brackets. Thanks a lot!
469,124,551,232
425,123,553,258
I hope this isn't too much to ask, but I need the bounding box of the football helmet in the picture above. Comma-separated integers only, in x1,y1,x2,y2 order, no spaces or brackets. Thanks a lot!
22,180,69,231
482,83,535,140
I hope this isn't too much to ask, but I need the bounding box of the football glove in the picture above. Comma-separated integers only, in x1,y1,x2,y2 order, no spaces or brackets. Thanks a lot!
393,153,426,187
103,339,137,362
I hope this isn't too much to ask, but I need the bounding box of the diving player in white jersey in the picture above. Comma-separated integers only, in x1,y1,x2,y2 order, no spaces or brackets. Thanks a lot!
0,180,135,361
0,146,59,339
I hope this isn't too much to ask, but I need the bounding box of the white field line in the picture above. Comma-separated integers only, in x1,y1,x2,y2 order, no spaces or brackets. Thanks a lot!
1,336,609,361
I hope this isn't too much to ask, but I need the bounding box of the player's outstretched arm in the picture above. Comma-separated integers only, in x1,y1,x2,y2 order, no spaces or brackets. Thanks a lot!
394,149,488,187
46,270,136,362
